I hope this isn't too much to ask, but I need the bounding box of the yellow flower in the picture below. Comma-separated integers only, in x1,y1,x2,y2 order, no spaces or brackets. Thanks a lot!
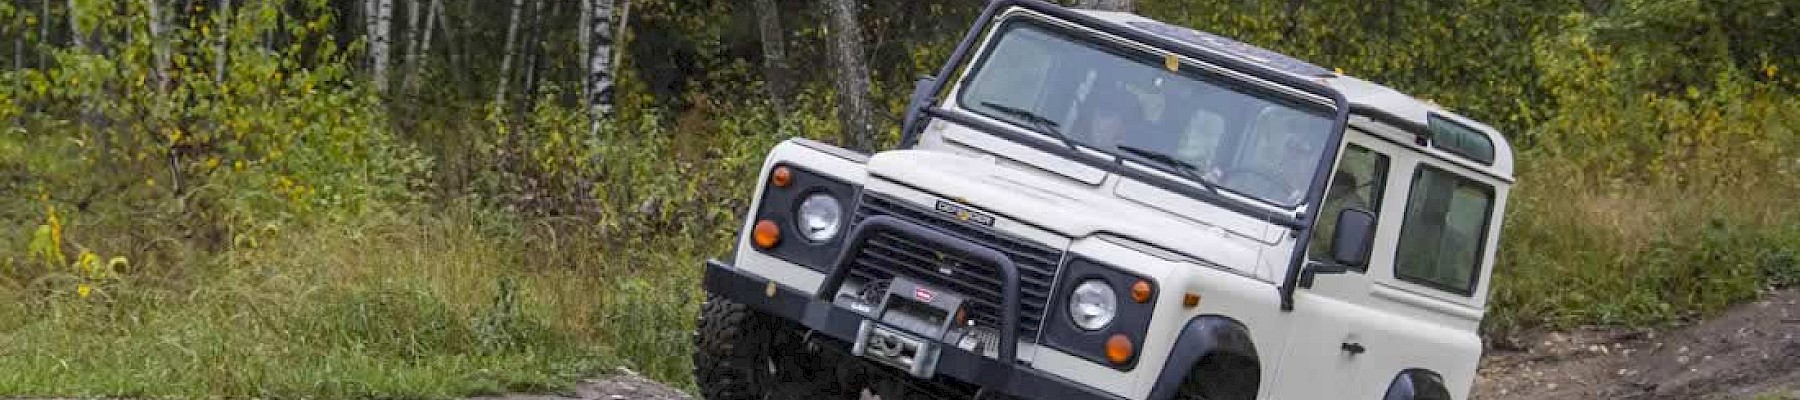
77,283,91,298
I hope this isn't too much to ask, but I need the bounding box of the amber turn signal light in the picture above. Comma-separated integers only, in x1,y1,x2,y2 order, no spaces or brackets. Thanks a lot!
1106,334,1134,364
770,166,793,188
752,220,781,249
1131,280,1152,303
1183,292,1202,308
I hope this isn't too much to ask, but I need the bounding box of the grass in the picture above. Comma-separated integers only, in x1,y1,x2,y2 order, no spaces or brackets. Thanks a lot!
0,205,715,397
1487,159,1800,334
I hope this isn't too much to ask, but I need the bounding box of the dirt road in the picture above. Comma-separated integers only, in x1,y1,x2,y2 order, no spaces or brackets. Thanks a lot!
1474,289,1800,399
525,291,1800,400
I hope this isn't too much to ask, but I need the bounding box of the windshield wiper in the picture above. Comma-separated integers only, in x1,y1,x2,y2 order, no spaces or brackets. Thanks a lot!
1115,144,1221,195
979,101,1080,151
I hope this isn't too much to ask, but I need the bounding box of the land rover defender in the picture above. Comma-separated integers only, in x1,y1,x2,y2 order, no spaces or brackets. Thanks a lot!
693,1,1514,399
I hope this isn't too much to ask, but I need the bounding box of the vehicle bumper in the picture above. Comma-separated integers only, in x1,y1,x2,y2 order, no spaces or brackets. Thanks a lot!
703,259,1128,400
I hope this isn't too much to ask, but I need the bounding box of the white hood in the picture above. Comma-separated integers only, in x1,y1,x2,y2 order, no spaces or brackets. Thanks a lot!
864,149,1293,282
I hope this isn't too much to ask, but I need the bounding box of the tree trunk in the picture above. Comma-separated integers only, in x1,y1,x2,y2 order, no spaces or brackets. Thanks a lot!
1280,0,1305,43
1074,0,1133,12
147,0,168,93
494,0,525,108
408,0,438,93
586,0,616,136
825,0,876,151
753,0,792,116
368,0,392,94
402,0,420,90
40,0,49,68
214,0,230,84
520,0,546,104
579,0,591,85
67,0,84,50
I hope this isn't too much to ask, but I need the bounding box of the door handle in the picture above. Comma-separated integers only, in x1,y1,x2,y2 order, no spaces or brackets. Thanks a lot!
1340,342,1366,355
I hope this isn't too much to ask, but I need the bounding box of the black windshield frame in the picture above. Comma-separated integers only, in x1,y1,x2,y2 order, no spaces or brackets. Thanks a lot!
954,19,1338,209
899,0,1353,311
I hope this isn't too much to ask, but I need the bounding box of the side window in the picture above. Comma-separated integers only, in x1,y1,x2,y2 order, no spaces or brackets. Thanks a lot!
1308,144,1390,265
1394,166,1495,295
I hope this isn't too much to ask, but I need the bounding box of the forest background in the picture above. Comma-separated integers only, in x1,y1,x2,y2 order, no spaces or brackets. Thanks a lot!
0,0,1796,396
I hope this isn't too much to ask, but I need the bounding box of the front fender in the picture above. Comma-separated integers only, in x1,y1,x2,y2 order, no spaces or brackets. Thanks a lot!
1144,315,1260,400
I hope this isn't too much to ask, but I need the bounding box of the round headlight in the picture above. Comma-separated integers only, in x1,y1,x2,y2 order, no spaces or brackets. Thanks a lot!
1068,279,1118,331
795,193,844,242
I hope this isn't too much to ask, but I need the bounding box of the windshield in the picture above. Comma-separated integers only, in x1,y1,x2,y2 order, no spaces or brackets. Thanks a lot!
957,21,1335,207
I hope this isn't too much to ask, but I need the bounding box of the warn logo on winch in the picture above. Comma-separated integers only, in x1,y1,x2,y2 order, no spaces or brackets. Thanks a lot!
913,287,936,303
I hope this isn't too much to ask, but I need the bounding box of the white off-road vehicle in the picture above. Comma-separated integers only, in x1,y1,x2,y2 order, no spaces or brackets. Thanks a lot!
694,1,1513,399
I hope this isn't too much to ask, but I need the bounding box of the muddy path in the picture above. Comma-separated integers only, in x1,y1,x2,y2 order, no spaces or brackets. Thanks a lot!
502,291,1800,400
1474,289,1800,399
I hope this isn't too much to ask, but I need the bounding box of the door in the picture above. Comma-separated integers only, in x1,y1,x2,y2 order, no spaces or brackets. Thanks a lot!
1267,140,1395,399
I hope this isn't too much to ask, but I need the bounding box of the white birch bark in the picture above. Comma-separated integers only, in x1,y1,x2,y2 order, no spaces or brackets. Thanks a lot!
147,0,168,92
214,0,230,84
825,0,875,151
586,0,616,136
494,0,525,108
403,0,421,86
369,0,392,94
409,0,439,92
67,0,84,50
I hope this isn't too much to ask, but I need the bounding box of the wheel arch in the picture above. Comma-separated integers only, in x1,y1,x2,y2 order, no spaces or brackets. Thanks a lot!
1382,368,1453,400
1145,314,1262,400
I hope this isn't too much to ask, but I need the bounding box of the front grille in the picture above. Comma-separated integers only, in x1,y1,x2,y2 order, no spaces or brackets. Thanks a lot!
850,194,1064,342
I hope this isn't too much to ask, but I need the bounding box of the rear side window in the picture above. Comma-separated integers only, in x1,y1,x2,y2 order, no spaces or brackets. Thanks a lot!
1394,166,1494,295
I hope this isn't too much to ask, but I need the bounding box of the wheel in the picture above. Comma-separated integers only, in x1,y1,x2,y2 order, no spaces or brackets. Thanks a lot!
1175,354,1260,400
693,294,851,400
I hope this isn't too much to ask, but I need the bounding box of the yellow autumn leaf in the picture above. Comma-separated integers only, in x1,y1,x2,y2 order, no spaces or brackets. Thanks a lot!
77,283,91,298
77,251,98,277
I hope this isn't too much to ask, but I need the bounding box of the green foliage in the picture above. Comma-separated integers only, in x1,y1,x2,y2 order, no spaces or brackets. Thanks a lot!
2,0,1796,397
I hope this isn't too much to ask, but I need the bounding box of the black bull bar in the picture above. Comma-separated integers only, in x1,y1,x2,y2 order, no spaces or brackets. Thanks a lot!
702,215,1123,400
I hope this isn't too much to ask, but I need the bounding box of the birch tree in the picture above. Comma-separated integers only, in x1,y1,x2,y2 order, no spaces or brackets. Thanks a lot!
147,0,169,93
402,0,421,89
494,0,525,108
406,0,439,93
753,0,792,116
368,0,393,94
67,0,84,51
519,0,547,102
825,0,875,151
586,0,617,137
1074,0,1133,12
214,0,231,84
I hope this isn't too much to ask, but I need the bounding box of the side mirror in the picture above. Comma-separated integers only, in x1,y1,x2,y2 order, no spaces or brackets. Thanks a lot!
1330,208,1376,268
899,76,939,147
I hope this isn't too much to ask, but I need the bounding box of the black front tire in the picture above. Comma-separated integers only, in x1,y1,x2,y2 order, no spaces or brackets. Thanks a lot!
1175,353,1260,400
693,294,853,400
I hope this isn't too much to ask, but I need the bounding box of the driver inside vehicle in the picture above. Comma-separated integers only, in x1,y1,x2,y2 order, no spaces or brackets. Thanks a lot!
1079,82,1145,150
1208,110,1326,206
